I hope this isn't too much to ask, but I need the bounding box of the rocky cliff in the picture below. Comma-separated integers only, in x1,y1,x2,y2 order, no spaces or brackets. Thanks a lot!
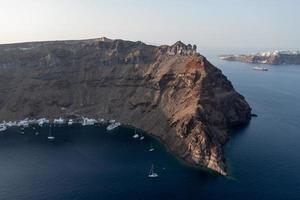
0,38,251,175
220,50,300,65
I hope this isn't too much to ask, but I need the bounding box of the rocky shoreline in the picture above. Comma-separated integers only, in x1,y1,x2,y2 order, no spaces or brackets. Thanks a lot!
0,38,252,175
220,50,300,65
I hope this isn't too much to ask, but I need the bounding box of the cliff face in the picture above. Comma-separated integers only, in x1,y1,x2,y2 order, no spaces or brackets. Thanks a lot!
0,38,251,175
220,51,300,65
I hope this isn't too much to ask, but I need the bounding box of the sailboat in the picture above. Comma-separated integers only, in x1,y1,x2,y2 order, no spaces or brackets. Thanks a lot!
47,125,55,140
148,164,158,178
148,143,154,152
132,129,139,139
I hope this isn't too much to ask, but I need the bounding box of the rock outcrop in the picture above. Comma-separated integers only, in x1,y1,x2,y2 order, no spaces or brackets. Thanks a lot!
0,38,252,175
220,50,300,65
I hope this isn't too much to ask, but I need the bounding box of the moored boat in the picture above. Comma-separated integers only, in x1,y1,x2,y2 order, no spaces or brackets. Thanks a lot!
0,123,7,132
106,122,121,131
253,66,268,71
148,164,159,178
82,117,97,126
53,117,65,125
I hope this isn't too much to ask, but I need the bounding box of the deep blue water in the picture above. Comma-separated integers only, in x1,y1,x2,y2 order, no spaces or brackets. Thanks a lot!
0,55,300,200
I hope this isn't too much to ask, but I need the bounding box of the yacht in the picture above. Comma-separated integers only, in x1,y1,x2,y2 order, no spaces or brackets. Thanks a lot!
106,122,121,131
148,164,159,178
68,119,74,126
149,143,155,152
6,121,17,127
0,123,7,132
82,117,97,126
28,119,37,125
132,129,139,139
47,126,55,140
253,66,268,71
18,119,29,127
53,117,65,125
109,119,116,124
37,118,49,126
139,135,145,140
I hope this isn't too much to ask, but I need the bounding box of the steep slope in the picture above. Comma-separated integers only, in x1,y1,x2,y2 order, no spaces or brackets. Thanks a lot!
0,38,251,175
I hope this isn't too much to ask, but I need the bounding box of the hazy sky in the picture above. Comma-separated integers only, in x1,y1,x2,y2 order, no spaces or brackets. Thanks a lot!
0,0,299,50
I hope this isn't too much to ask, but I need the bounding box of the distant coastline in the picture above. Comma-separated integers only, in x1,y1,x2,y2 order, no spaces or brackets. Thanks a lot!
219,50,300,65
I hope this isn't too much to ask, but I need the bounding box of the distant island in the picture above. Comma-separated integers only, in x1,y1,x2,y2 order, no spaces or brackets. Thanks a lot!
0,37,252,176
219,50,300,65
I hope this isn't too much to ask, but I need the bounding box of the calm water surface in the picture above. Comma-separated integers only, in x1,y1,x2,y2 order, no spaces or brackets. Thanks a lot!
0,55,300,200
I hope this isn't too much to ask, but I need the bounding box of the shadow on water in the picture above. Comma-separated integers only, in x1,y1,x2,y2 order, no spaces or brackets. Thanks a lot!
228,119,252,138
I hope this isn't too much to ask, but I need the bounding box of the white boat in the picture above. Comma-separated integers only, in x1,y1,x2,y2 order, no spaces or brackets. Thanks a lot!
37,118,49,126
82,117,97,126
28,119,37,125
132,129,139,139
253,66,268,71
68,119,73,126
18,119,29,127
106,122,121,131
133,134,139,139
109,119,116,124
6,121,17,127
99,118,105,124
148,164,158,178
139,135,145,140
47,126,55,140
48,136,55,140
149,143,154,152
0,123,7,132
53,117,65,125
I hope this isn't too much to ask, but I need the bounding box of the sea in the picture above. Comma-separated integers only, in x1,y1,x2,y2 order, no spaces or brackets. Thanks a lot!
0,52,299,200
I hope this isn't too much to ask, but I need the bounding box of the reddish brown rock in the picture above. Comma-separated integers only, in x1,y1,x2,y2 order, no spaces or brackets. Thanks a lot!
0,38,251,175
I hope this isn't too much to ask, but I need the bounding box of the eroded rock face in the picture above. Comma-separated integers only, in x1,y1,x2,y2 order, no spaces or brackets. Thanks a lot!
0,38,251,175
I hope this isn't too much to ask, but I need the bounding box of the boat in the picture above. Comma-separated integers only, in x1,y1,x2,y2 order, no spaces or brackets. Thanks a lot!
28,119,37,125
253,66,268,71
149,143,155,152
139,135,145,140
148,164,159,178
133,129,139,139
6,121,17,127
82,117,97,126
18,119,29,127
37,118,49,126
53,117,65,125
0,123,7,132
109,119,116,124
68,119,73,126
99,118,105,124
106,122,121,131
47,136,55,140
47,125,55,140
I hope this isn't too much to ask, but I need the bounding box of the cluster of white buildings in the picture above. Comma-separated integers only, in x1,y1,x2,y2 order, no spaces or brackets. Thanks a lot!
258,50,300,57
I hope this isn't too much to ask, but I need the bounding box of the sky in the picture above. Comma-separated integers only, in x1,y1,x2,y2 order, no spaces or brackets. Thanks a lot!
0,0,299,51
